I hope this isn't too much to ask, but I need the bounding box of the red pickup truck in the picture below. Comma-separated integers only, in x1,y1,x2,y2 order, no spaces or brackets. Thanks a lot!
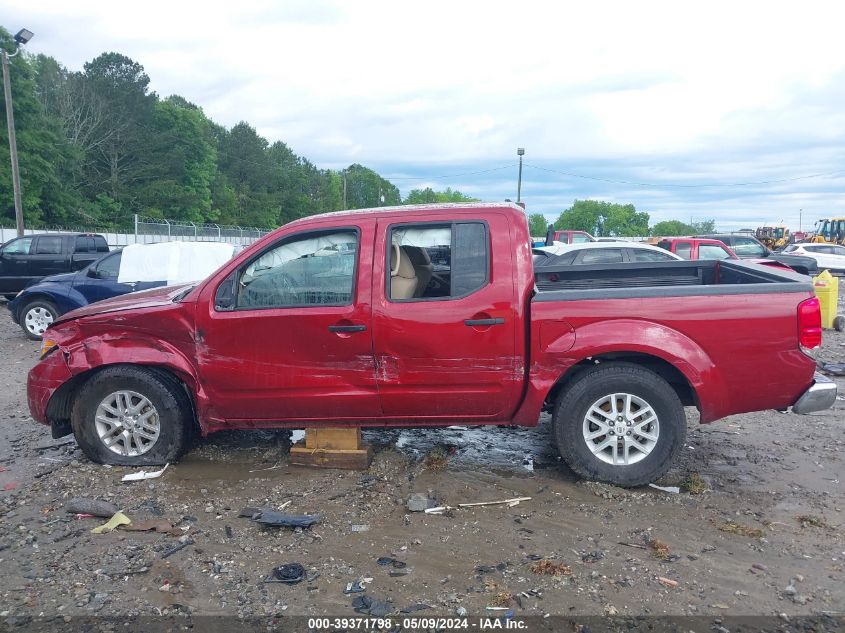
27,203,836,486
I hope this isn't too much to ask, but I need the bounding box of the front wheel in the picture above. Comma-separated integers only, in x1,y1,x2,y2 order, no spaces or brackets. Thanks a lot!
20,300,59,340
71,366,191,466
553,362,687,487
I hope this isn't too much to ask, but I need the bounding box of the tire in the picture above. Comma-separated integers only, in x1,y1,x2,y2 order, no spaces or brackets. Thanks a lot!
553,362,686,487
20,300,59,341
71,365,191,466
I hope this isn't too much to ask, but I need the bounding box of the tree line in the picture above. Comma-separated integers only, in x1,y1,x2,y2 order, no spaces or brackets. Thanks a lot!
0,27,476,231
527,200,715,238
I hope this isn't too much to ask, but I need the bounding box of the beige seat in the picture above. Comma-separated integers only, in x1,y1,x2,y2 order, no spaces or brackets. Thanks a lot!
390,244,418,299
404,247,433,297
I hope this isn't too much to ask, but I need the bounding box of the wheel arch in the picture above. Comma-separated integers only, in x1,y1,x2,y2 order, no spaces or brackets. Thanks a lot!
47,362,200,439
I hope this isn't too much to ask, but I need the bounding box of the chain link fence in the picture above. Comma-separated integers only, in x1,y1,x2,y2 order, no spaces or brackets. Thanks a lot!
1,215,272,248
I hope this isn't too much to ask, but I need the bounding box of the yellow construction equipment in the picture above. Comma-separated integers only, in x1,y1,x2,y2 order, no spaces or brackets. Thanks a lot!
808,218,845,244
755,225,790,249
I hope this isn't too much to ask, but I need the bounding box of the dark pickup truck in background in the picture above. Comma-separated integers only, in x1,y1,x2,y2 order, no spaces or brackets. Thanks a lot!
700,233,818,275
0,233,109,298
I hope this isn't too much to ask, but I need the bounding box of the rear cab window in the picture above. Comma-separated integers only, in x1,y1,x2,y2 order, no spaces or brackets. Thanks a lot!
387,222,489,301
674,242,692,259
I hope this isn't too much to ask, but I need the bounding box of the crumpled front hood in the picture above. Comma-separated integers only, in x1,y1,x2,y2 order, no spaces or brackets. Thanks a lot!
54,283,194,324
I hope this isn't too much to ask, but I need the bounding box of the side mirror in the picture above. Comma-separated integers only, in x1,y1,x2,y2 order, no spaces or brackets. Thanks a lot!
87,268,101,278
215,272,237,311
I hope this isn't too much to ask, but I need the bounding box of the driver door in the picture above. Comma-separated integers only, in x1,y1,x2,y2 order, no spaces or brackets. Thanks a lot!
195,220,379,424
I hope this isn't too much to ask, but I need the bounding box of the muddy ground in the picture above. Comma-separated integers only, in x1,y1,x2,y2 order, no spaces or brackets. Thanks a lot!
0,302,843,628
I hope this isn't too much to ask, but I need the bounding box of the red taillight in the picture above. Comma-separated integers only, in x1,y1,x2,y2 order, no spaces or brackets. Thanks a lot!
798,297,822,349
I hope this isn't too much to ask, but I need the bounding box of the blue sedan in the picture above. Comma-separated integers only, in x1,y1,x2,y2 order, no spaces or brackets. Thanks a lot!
8,250,164,340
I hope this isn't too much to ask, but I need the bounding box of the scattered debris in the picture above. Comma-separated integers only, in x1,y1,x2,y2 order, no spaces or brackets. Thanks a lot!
717,520,764,538
680,473,708,494
122,520,177,534
657,576,678,588
65,498,119,518
647,538,672,561
264,563,306,584
350,524,370,532
648,483,680,494
406,493,437,512
161,537,194,559
819,362,845,376
343,580,367,594
582,550,604,564
251,511,321,528
528,559,572,576
459,497,531,508
376,556,406,569
121,463,169,482
490,592,512,607
351,595,392,617
797,514,832,529
91,512,132,534
400,603,431,613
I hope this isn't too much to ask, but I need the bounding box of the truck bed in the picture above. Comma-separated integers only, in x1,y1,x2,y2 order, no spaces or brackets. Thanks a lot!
533,260,812,299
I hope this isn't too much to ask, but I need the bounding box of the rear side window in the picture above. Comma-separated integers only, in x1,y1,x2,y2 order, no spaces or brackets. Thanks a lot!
93,236,109,252
732,237,766,257
1,237,32,254
698,244,733,260
578,248,624,264
674,242,692,259
631,248,677,262
388,221,489,301
35,236,63,255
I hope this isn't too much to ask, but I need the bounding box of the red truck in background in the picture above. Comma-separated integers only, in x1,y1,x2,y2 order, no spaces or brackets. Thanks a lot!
28,203,836,486
655,237,737,261
550,229,596,244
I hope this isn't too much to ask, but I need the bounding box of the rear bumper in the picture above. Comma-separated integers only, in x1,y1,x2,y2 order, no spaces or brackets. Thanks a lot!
791,373,837,414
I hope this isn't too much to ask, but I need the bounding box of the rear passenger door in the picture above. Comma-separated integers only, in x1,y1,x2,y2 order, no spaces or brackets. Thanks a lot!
372,212,519,419
30,236,68,278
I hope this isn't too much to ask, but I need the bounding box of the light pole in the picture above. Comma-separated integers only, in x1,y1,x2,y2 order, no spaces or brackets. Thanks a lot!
516,148,525,204
2,28,34,237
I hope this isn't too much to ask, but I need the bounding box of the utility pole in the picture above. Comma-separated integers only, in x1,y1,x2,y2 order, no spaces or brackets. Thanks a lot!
342,169,347,210
799,209,802,232
516,148,525,204
1,29,33,238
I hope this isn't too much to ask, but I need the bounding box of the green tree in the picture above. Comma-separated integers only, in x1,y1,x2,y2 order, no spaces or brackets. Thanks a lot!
0,29,77,226
344,164,400,209
528,213,549,236
403,186,478,204
651,220,695,236
691,218,716,234
555,199,649,237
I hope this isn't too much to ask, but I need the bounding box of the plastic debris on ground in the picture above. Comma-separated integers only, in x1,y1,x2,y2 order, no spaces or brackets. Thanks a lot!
121,463,169,482
351,595,392,617
250,510,321,528
648,483,681,494
91,512,132,534
264,563,306,584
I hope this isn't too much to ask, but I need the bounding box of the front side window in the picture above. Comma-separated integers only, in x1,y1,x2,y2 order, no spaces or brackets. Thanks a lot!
733,238,766,257
1,237,32,255
95,252,121,279
698,244,733,260
237,230,358,309
388,222,488,301
35,236,63,255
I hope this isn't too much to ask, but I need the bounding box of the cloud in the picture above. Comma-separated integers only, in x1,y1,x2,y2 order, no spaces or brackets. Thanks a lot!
6,0,845,229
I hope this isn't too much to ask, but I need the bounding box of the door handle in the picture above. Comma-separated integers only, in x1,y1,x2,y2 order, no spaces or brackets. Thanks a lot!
464,318,505,326
328,324,367,333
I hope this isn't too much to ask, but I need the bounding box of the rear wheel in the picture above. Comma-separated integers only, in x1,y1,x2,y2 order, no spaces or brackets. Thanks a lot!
71,366,191,466
553,362,686,487
20,300,58,340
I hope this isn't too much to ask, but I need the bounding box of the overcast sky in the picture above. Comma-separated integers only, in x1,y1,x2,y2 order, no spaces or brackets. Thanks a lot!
5,0,845,229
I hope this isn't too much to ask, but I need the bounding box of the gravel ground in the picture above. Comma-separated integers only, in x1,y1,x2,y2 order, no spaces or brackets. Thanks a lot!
0,302,843,628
